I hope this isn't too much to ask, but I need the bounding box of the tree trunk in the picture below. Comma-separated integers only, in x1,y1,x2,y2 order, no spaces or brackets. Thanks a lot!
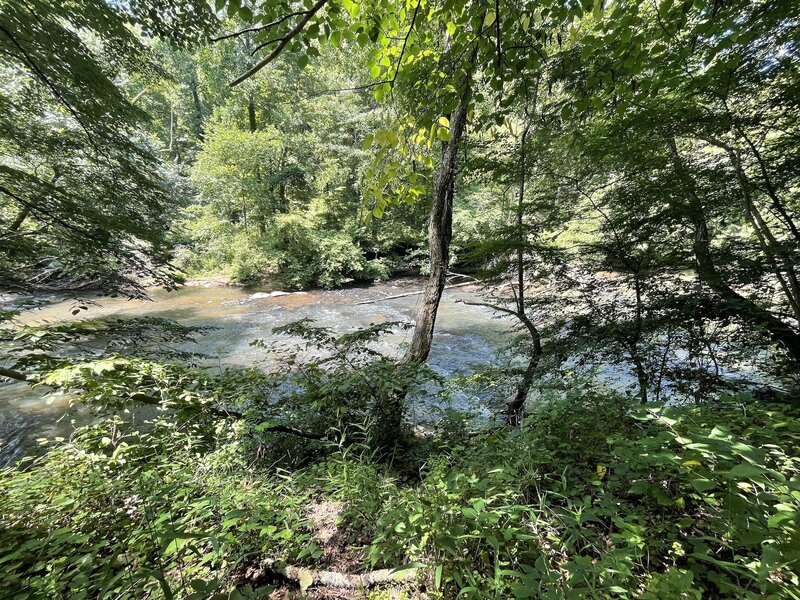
506,311,542,424
631,273,648,404
505,121,544,424
700,134,800,319
190,76,205,141
667,136,800,363
248,95,257,133
402,52,478,364
737,127,800,243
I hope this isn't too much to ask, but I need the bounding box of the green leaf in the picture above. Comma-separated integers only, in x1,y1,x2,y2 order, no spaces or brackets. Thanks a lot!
730,463,767,480
390,562,426,575
691,478,715,492
593,0,603,20
298,54,309,69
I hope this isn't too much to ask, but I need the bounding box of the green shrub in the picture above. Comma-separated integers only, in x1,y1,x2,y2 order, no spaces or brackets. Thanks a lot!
363,397,800,599
2,388,798,599
266,214,373,289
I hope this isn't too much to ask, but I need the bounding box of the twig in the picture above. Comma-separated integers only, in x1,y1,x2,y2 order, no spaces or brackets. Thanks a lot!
212,12,308,43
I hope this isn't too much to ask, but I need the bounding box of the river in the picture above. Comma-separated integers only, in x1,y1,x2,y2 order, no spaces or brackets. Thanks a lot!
0,279,516,465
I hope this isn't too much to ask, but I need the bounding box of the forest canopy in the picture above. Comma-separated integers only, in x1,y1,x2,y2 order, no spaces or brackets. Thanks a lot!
1,0,799,598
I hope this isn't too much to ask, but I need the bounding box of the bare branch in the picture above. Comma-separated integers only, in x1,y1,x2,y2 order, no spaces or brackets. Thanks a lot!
212,11,309,43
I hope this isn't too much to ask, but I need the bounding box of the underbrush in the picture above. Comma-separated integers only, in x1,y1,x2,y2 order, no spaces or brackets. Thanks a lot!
2,395,799,599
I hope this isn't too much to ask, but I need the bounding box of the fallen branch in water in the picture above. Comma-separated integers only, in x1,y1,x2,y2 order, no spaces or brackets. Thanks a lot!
355,280,476,305
0,366,28,382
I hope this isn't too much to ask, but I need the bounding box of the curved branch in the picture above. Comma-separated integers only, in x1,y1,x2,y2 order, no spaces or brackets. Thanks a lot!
229,0,330,87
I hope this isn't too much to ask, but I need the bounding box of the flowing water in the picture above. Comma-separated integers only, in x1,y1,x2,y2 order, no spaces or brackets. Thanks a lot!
0,279,516,465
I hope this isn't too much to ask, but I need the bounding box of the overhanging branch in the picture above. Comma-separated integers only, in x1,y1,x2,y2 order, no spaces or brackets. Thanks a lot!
229,0,329,87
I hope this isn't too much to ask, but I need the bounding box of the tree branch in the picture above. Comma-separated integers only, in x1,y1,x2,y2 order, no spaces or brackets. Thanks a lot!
211,12,309,43
391,0,421,88
229,0,330,87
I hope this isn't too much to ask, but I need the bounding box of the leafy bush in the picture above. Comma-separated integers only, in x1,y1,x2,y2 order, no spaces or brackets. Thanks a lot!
2,394,798,599
181,208,389,288
364,397,800,599
0,419,310,600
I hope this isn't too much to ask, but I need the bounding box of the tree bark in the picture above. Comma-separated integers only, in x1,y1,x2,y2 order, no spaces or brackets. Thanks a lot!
402,51,478,364
248,95,257,132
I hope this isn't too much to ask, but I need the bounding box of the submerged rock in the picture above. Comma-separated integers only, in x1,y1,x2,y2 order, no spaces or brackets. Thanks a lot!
250,290,292,299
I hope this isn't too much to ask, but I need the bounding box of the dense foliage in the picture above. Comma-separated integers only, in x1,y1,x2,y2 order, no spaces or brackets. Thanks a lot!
2,391,799,599
2,0,800,598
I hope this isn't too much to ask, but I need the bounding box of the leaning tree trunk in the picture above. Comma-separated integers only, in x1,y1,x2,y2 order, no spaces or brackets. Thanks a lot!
699,134,800,320
667,136,800,363
402,54,477,365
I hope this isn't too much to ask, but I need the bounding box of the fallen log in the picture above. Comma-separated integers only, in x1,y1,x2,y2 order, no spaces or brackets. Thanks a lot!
263,560,418,592
355,280,476,305
0,366,28,382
